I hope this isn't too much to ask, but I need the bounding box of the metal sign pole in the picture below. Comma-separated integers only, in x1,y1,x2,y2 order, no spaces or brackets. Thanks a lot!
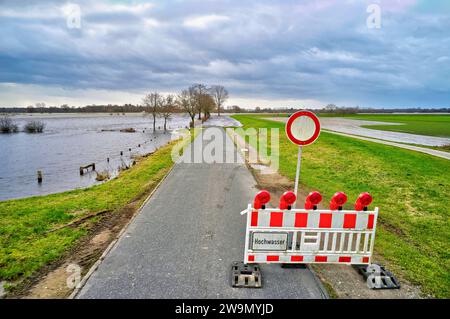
293,145,302,208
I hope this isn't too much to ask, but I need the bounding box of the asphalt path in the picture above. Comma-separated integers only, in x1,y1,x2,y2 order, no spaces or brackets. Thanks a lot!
77,127,327,299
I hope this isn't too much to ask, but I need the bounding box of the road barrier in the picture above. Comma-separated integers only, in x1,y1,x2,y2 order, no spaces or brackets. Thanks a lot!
240,190,378,266
232,111,398,289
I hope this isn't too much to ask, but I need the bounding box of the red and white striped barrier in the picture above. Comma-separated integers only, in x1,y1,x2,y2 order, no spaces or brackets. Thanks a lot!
240,190,378,265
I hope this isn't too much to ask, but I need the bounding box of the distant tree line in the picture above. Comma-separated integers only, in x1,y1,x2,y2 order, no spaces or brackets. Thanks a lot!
0,103,150,114
1,101,448,115
317,104,450,114
223,104,450,114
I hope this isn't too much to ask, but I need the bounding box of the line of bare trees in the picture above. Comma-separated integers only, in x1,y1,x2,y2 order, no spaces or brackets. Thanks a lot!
143,84,229,131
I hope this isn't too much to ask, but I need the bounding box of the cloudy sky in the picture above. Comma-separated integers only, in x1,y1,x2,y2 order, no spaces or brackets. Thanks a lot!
0,0,449,108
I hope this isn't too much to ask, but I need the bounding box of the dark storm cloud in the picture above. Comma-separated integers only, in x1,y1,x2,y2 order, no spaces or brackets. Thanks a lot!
0,0,449,107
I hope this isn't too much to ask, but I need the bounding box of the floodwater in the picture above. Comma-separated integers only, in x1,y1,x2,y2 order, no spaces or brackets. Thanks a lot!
0,113,191,201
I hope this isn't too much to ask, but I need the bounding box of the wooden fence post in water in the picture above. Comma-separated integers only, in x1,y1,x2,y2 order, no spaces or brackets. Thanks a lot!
80,163,96,176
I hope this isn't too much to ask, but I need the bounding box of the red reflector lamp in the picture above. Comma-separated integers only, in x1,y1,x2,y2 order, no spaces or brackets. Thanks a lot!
279,191,296,210
330,192,347,210
254,190,271,209
304,191,322,210
355,192,373,211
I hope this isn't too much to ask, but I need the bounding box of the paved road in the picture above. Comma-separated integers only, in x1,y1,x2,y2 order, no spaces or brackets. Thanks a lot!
77,128,327,299
202,114,243,127
268,117,450,160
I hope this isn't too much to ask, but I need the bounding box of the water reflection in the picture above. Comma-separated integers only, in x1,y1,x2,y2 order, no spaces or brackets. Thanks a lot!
0,113,190,201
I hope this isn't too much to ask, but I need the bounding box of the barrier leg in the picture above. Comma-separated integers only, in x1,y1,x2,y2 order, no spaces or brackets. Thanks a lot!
355,264,400,289
231,261,262,288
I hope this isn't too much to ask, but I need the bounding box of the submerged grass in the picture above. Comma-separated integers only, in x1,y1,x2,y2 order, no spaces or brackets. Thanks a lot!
232,114,450,298
318,113,450,138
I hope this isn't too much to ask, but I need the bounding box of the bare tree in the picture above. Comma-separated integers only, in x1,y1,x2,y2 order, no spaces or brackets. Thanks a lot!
324,104,337,113
142,92,162,132
202,94,215,119
160,94,177,131
24,120,45,133
177,88,197,128
0,116,19,133
192,84,208,120
210,85,229,116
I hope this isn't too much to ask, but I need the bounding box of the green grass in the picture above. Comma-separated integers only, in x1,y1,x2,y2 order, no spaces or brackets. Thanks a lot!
232,114,450,298
0,140,179,283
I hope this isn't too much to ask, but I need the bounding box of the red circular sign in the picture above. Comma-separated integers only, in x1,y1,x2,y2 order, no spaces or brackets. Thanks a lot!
285,111,321,146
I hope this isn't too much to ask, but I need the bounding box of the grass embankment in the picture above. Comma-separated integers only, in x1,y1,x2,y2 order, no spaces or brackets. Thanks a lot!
231,115,450,298
0,138,186,286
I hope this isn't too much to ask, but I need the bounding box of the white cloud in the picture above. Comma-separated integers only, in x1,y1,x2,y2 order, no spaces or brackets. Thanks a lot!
436,56,449,63
87,2,155,14
144,18,161,27
330,67,364,77
192,59,258,76
304,48,361,62
0,83,147,107
183,14,230,29
229,97,325,109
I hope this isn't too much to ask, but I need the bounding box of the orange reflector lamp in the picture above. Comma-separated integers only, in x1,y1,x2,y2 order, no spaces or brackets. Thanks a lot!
304,191,322,209
355,192,373,211
279,191,296,210
330,192,348,210
253,190,271,209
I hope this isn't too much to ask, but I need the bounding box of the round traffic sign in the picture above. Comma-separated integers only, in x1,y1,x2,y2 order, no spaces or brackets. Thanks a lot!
285,111,321,146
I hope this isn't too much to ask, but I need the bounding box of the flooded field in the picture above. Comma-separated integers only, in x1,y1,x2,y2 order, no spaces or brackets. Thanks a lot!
268,117,450,146
0,113,191,201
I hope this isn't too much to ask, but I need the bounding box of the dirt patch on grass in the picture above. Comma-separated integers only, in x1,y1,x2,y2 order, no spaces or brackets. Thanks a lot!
252,170,293,195
25,228,114,299
23,266,69,299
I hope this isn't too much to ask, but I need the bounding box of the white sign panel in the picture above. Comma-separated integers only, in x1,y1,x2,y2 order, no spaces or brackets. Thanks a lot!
252,232,288,251
285,111,321,146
